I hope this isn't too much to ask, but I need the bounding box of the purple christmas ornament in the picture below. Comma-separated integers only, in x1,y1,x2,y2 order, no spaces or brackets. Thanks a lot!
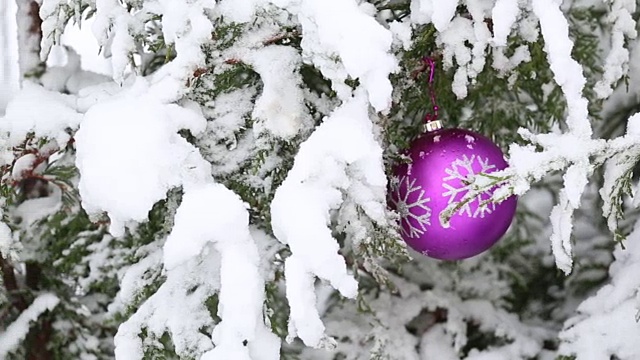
390,121,517,260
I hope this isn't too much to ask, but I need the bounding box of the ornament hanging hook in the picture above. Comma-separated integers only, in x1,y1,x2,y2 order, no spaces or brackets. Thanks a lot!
422,56,439,123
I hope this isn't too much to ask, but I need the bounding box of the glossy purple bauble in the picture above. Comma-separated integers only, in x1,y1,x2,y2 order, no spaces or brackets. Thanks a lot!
390,127,517,260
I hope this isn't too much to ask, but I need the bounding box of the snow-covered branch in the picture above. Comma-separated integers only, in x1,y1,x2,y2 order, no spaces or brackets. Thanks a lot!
594,0,637,99
270,0,397,112
74,78,211,236
0,293,60,358
271,92,390,347
559,221,640,359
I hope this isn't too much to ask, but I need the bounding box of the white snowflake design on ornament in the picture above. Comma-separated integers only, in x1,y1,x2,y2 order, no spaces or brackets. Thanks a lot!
442,154,497,218
390,175,431,238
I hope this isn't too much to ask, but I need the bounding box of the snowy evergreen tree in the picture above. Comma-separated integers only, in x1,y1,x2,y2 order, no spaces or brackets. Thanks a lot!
1,0,640,359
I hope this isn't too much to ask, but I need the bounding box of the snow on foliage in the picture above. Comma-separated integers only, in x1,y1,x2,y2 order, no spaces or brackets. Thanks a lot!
559,222,640,359
114,184,279,360
434,0,614,274
39,0,70,61
270,0,398,112
240,46,309,139
300,262,551,360
0,293,60,357
491,0,520,46
148,0,215,102
166,185,280,360
0,81,81,147
75,78,211,236
91,0,138,84
594,0,637,99
271,91,389,348
4,0,640,358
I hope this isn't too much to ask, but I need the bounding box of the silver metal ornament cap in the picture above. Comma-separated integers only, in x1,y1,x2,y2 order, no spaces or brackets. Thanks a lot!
423,120,443,133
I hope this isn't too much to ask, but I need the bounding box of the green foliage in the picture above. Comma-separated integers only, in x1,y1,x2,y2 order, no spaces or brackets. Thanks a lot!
4,1,640,359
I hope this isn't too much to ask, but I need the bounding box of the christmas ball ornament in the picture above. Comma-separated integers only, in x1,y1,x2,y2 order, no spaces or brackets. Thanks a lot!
390,120,517,260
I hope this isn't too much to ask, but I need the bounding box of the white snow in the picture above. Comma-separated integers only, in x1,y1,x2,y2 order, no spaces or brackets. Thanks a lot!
436,5,492,99
431,0,459,31
164,184,280,360
409,0,433,25
0,81,82,147
491,0,520,46
241,46,310,139
14,186,62,227
0,293,60,358
10,153,37,181
4,0,640,359
532,0,591,138
40,48,111,94
75,78,211,236
594,0,637,99
91,0,137,84
559,223,640,359
217,0,264,23
114,249,221,359
600,113,640,234
389,20,413,50
114,183,280,360
492,45,531,76
271,91,390,347
270,0,397,113
0,0,18,115
0,221,13,257
147,0,215,102
39,0,69,61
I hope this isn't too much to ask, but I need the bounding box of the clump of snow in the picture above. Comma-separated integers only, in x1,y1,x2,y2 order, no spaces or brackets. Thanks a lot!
600,113,640,234
491,0,520,46
271,91,389,347
594,0,637,99
435,4,492,99
270,0,397,113
75,78,211,236
0,81,81,147
114,249,220,359
431,0,459,31
14,186,62,227
492,45,531,76
409,0,433,25
559,222,640,359
162,184,280,359
532,0,590,138
39,0,69,61
75,81,124,112
0,293,60,358
216,0,264,23
147,0,215,102
164,185,248,269
40,48,111,94
91,0,140,84
114,184,280,359
389,20,413,50
10,153,37,181
240,46,310,139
